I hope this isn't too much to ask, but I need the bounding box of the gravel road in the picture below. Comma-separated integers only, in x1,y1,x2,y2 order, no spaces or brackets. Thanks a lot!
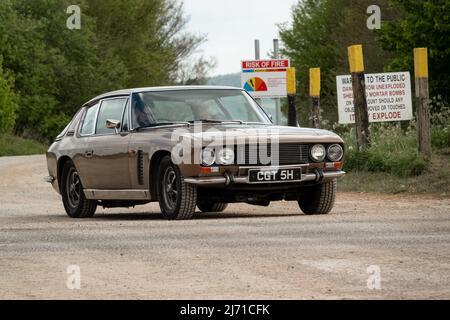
0,155,449,299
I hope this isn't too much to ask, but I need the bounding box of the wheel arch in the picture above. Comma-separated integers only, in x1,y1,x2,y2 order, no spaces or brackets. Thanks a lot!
57,156,73,192
149,150,172,200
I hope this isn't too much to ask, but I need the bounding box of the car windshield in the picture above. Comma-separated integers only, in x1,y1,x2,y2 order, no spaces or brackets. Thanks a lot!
131,89,271,128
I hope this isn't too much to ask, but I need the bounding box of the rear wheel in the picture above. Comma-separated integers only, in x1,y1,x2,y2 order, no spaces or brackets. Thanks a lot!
61,161,97,218
197,201,228,213
157,156,197,220
298,179,337,215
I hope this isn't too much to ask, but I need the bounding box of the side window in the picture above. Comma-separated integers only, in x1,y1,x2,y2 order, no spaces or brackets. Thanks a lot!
80,103,100,136
96,98,127,135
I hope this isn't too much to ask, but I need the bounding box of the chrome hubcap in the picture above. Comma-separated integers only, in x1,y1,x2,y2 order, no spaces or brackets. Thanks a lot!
163,167,178,210
67,169,81,208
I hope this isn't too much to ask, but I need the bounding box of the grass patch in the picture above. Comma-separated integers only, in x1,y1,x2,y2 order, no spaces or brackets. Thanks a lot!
0,134,48,156
342,125,428,177
339,153,450,195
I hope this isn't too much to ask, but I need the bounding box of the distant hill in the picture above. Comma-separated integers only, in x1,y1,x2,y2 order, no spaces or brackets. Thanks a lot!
207,73,241,87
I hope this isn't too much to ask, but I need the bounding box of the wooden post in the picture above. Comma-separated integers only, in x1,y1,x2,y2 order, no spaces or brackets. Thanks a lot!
254,40,262,106
273,39,282,125
348,44,370,150
309,68,321,128
414,48,431,158
286,67,297,127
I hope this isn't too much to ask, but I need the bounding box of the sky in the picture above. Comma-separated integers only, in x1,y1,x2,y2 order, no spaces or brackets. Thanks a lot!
182,0,298,76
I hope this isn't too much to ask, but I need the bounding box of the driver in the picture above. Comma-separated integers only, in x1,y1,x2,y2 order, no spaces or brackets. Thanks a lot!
191,101,222,120
134,96,155,127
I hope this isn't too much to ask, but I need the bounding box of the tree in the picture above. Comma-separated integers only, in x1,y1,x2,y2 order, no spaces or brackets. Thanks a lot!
86,0,210,87
0,0,212,141
0,0,129,140
379,0,450,105
0,57,18,134
279,0,398,126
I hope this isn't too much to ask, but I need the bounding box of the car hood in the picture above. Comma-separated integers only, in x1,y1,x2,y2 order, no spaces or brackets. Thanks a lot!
149,124,344,145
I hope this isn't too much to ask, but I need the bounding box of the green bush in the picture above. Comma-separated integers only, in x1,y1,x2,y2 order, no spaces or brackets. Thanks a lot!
430,99,450,149
342,124,427,177
0,59,18,134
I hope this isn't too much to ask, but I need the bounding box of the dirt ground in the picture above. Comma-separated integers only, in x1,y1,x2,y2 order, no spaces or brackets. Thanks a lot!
0,155,449,299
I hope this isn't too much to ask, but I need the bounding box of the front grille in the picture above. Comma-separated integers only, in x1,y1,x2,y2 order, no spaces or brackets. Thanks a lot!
234,144,310,165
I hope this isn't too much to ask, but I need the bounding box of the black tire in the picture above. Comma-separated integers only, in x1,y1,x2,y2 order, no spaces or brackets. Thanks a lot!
157,155,197,220
61,161,97,218
197,201,228,213
298,179,337,215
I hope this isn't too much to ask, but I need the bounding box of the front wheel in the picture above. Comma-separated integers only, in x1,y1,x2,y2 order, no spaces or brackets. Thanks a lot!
157,156,197,220
61,161,97,218
298,179,337,215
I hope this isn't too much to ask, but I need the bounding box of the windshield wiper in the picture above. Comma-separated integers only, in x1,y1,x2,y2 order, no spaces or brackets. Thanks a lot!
135,122,190,130
189,119,223,123
189,119,246,124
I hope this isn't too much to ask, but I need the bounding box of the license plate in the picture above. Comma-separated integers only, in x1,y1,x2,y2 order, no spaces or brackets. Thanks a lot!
248,168,302,183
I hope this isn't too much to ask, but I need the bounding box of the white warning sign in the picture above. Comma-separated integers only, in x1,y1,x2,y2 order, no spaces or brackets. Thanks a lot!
336,72,413,124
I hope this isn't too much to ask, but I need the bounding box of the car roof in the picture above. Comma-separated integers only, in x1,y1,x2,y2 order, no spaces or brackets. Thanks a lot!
84,85,244,106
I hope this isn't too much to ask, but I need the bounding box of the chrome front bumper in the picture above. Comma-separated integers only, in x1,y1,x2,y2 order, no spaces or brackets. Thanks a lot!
184,168,346,186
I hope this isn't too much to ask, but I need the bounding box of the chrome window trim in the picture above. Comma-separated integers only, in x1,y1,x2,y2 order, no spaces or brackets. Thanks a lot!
120,98,130,133
129,92,134,131
78,96,129,138
92,99,103,135
128,89,272,130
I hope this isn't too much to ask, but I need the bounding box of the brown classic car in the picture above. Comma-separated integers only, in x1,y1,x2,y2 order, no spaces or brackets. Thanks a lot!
45,86,345,220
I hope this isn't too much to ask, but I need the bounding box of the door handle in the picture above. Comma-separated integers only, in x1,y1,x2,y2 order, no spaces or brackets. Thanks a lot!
85,150,94,158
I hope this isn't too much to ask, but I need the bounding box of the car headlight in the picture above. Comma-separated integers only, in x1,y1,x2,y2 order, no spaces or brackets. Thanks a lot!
310,144,326,162
200,148,215,166
216,148,235,165
327,144,344,162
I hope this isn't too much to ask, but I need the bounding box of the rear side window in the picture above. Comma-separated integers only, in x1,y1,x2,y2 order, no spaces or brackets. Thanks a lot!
96,98,127,135
80,103,100,136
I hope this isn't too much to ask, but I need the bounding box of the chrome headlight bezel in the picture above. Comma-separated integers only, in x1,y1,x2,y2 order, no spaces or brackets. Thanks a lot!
216,147,235,165
310,144,326,162
200,147,216,166
327,144,344,162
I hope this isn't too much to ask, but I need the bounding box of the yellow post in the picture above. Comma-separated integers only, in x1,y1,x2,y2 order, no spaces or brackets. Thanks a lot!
286,67,297,95
348,45,365,73
309,68,321,128
414,48,429,78
414,48,431,158
286,67,297,127
348,44,370,150
309,68,321,97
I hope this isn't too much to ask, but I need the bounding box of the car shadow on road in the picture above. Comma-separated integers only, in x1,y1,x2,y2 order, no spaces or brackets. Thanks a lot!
88,211,302,221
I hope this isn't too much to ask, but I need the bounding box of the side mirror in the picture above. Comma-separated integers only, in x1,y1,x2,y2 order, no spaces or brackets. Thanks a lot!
106,119,121,134
268,114,273,122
